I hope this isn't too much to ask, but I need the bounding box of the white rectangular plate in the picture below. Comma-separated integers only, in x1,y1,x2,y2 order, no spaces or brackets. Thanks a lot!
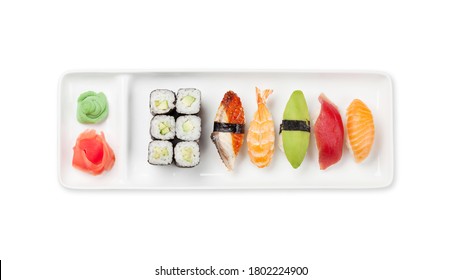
58,70,393,189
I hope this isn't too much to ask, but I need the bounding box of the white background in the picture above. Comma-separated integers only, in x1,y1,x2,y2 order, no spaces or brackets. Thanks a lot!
0,0,460,279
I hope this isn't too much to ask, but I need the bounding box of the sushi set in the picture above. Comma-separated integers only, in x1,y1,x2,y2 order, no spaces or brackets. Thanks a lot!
58,70,394,189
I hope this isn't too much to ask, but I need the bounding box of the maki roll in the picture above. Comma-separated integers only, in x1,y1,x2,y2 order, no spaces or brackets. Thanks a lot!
279,90,311,169
148,141,173,165
174,141,200,167
150,115,175,140
176,115,201,141
176,88,201,114
150,89,176,115
147,88,202,169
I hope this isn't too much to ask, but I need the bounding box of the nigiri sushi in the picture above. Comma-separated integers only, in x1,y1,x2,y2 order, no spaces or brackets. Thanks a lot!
247,87,275,168
314,93,344,170
346,99,375,163
210,91,245,170
279,90,311,169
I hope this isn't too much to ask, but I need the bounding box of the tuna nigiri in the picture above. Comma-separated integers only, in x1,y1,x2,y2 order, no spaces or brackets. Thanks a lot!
346,99,375,163
210,91,245,171
314,94,344,170
247,87,275,168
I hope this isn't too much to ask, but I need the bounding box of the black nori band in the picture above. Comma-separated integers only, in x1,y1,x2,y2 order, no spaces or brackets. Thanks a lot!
213,122,245,134
279,120,311,134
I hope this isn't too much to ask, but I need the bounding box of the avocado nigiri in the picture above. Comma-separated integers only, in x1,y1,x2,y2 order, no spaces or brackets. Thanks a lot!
279,90,311,169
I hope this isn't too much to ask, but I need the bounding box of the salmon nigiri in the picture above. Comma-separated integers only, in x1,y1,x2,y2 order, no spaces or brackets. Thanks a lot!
247,87,275,168
346,99,375,163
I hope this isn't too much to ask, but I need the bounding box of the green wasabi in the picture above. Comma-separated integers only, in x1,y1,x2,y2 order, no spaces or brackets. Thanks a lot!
77,91,109,124
281,90,311,169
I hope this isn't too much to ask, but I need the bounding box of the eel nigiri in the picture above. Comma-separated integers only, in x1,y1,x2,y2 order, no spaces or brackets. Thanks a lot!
210,91,245,171
247,87,275,168
346,99,375,163
314,93,344,170
279,90,311,169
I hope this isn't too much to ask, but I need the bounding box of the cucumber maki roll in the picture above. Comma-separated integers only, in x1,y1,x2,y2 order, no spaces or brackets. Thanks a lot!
279,90,311,169
150,89,176,115
176,88,201,114
174,141,200,167
150,115,175,140
148,141,173,165
176,115,201,141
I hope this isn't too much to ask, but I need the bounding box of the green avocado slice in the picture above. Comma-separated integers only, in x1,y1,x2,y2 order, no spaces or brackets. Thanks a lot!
282,90,310,169
153,147,169,159
182,147,193,163
182,120,194,132
155,100,169,110
159,122,171,135
181,95,196,107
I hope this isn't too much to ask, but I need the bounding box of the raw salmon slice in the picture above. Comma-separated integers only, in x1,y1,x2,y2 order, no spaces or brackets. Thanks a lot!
346,99,375,163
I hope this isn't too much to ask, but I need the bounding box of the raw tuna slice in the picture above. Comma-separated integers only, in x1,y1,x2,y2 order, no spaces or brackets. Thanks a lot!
314,94,344,170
